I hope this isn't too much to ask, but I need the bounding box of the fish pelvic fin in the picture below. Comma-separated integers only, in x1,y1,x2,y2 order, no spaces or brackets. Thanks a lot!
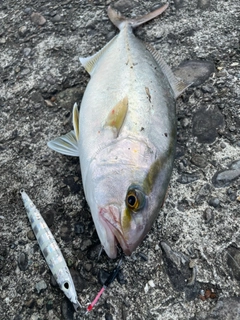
47,131,79,157
146,43,190,98
108,3,169,30
72,102,80,141
104,96,128,137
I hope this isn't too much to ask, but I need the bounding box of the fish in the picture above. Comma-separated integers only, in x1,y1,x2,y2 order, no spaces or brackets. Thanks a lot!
47,3,188,259
20,190,81,311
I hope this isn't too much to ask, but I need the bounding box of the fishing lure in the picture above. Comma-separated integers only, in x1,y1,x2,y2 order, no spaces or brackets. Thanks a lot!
20,190,81,311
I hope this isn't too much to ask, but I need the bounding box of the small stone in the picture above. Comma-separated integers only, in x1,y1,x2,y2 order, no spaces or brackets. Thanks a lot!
35,280,47,294
208,197,220,208
0,37,6,44
18,26,28,37
203,208,214,223
191,154,207,168
174,0,185,9
80,239,92,251
18,252,28,271
70,269,85,292
61,298,74,320
98,269,110,286
197,0,211,9
177,172,201,184
138,252,148,261
192,106,225,144
212,169,240,188
74,223,85,235
23,48,31,57
52,14,62,22
105,313,113,320
24,298,35,308
174,60,215,87
229,159,240,170
31,12,46,26
24,7,32,15
27,230,35,240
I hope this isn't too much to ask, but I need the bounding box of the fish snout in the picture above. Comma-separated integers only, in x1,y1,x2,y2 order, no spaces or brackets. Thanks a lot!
99,205,132,255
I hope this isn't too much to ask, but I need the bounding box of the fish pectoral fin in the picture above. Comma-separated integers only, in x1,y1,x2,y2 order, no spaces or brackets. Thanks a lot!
146,43,190,99
104,96,128,137
47,131,79,156
79,35,117,75
72,103,80,141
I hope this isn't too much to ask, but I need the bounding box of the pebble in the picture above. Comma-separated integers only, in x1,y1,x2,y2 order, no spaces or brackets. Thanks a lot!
195,297,240,319
98,269,110,286
27,230,35,240
52,14,62,22
229,159,240,170
212,168,240,188
18,26,28,37
31,12,46,26
23,48,31,57
18,252,28,271
80,239,92,251
113,0,137,11
192,106,225,143
105,313,113,320
197,0,211,9
174,0,185,9
203,208,214,223
69,268,85,291
61,298,74,320
191,154,207,168
226,247,240,281
208,197,220,208
174,60,215,86
35,280,47,294
24,7,32,15
177,172,201,184
195,183,211,205
74,222,85,235
60,224,71,242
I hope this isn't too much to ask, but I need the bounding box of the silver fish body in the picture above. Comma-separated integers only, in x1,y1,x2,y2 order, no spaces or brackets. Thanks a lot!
20,190,81,311
48,4,188,258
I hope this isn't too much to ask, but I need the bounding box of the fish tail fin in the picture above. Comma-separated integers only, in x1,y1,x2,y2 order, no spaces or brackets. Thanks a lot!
108,3,169,30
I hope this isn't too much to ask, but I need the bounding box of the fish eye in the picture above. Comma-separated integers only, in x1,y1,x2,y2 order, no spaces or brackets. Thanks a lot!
125,186,146,212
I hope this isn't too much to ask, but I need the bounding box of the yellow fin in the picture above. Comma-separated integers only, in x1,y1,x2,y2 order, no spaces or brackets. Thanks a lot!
72,103,80,141
104,97,128,136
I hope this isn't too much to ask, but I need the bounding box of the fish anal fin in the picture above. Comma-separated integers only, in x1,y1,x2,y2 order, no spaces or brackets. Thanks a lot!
79,36,117,75
104,96,128,137
146,43,190,98
47,131,79,157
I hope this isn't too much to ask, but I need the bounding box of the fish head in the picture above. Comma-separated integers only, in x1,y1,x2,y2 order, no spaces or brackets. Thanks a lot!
85,137,175,259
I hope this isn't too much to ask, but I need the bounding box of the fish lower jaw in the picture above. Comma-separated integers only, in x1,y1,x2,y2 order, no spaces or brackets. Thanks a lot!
99,210,131,256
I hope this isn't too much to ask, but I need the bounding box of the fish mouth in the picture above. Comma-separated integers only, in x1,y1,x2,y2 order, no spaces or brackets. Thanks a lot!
99,206,131,256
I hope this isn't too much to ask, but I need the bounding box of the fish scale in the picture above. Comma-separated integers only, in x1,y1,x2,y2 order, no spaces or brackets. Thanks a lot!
20,190,81,311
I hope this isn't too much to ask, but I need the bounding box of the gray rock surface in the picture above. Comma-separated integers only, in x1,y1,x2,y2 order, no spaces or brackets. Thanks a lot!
0,0,239,319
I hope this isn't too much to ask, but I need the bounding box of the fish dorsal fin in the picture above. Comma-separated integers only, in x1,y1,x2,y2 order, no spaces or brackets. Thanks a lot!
146,43,189,98
47,131,79,157
104,96,128,137
72,103,80,141
79,35,117,75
